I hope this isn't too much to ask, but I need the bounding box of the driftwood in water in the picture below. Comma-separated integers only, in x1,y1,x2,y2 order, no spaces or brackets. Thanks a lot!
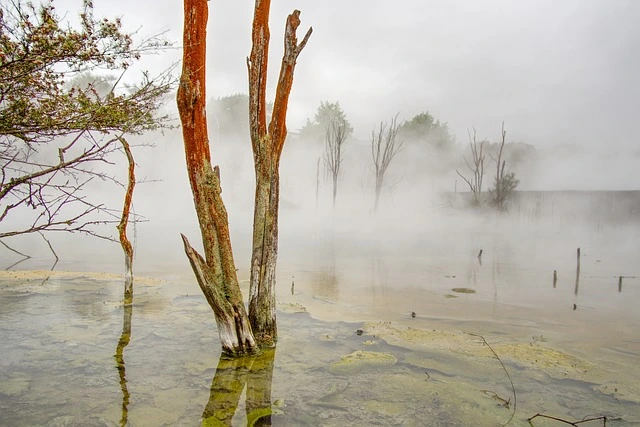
527,413,611,426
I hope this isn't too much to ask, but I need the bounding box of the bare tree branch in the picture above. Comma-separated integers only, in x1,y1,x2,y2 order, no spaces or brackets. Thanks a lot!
371,113,403,211
456,127,486,206
324,118,347,207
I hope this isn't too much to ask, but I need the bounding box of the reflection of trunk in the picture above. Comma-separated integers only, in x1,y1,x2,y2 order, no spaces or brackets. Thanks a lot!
177,0,257,356
117,137,135,305
247,3,312,347
202,348,276,426
114,303,132,426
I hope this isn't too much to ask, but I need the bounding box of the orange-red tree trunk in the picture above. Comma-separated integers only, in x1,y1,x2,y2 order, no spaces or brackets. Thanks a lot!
116,136,135,305
177,0,257,356
247,2,312,346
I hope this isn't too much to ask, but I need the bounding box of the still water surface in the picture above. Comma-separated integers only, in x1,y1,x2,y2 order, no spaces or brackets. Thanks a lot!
0,220,639,426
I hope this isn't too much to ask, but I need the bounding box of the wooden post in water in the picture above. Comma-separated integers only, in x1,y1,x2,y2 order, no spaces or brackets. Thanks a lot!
574,247,581,296
553,270,557,288
477,249,483,266
618,276,623,293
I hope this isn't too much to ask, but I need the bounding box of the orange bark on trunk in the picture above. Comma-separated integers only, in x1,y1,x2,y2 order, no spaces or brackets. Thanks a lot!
116,136,135,305
177,0,257,356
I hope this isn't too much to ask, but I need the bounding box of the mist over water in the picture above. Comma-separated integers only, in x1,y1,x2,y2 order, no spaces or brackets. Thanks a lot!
3,1,640,423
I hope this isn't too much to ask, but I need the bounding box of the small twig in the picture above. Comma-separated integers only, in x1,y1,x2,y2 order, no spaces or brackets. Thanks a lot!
424,371,430,381
468,333,516,425
481,389,510,407
527,413,609,426
38,232,59,285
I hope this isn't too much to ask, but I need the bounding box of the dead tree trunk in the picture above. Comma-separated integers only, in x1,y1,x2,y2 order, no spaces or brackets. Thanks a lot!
493,123,507,208
247,2,312,347
489,122,519,210
177,0,257,356
116,137,135,305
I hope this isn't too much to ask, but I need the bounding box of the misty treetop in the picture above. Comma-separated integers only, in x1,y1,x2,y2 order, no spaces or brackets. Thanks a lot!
398,111,455,151
298,101,353,144
0,0,173,242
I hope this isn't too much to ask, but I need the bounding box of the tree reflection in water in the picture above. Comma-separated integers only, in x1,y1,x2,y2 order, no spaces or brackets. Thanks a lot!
202,348,276,426
114,303,132,426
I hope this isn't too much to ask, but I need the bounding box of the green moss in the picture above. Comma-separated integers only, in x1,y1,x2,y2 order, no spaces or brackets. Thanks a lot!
451,288,476,294
329,351,397,376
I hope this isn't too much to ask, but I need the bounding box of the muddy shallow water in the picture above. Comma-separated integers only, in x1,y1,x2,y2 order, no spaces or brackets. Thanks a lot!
1,219,639,426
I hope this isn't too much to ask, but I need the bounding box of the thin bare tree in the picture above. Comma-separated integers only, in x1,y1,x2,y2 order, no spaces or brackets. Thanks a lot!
324,118,347,207
116,137,135,305
489,122,519,210
247,3,312,347
177,0,257,356
456,128,486,206
371,114,403,211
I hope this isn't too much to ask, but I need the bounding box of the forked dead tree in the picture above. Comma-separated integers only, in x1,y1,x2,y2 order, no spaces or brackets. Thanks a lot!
247,2,312,346
177,0,257,356
324,118,347,207
456,128,486,206
371,114,403,211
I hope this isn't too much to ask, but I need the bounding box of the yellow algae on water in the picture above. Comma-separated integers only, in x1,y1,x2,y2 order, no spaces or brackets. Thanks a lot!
0,270,164,286
277,302,307,313
329,350,397,376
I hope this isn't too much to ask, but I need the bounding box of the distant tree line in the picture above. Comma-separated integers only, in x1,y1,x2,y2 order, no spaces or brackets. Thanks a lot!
199,92,529,212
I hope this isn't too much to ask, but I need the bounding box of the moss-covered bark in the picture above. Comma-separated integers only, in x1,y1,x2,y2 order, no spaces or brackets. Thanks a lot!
247,3,312,347
116,137,135,305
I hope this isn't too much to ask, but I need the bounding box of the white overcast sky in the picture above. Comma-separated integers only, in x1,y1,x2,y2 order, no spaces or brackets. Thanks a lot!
56,0,639,157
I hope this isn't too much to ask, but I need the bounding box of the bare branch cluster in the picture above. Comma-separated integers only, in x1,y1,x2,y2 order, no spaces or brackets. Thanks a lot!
0,0,175,246
371,113,403,211
324,117,347,207
456,127,486,205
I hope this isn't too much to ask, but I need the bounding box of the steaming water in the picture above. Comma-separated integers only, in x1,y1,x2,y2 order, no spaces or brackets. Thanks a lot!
1,218,639,426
